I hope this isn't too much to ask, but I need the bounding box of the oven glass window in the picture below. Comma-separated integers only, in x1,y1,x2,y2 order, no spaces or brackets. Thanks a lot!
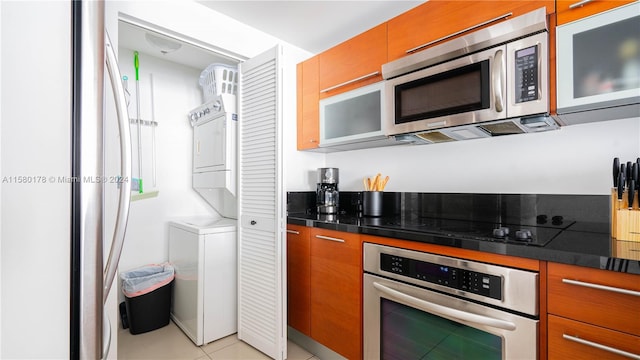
572,15,640,98
381,298,502,359
395,60,490,124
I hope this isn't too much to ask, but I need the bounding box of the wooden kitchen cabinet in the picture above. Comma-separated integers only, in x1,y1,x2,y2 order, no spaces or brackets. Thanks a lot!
286,225,311,336
318,23,387,99
548,315,640,359
556,0,636,25
296,57,320,150
547,262,640,359
309,228,362,360
387,0,555,61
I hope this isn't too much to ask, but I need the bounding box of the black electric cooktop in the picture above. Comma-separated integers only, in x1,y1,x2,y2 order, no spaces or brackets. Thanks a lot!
361,216,575,247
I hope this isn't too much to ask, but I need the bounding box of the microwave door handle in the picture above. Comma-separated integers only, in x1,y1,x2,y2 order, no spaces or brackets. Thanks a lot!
373,282,516,331
492,49,505,113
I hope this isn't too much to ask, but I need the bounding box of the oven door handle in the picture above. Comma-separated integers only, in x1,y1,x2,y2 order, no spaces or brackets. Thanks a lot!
373,282,517,331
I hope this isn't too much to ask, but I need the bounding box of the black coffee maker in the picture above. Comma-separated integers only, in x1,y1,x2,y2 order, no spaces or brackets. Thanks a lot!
316,168,339,214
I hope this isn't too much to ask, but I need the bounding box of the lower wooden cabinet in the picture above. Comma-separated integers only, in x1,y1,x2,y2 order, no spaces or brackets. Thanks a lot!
547,262,640,335
547,262,640,359
286,225,311,336
548,315,640,359
309,228,362,360
286,226,362,359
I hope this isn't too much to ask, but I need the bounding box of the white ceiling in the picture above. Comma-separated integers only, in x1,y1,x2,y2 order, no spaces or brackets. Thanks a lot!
118,1,425,71
197,0,425,54
118,21,240,70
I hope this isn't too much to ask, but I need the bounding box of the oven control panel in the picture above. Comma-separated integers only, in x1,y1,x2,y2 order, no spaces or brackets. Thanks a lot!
380,253,502,300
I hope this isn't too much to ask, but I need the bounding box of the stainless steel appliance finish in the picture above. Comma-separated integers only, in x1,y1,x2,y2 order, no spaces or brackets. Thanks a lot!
72,2,133,358
72,3,105,357
363,243,539,359
316,168,339,214
383,7,558,144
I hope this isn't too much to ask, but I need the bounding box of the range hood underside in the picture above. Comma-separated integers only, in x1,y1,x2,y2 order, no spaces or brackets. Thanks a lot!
394,115,560,144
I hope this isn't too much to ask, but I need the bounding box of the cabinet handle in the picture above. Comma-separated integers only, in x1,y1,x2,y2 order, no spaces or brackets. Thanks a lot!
569,0,594,9
320,71,380,93
315,235,345,243
406,12,512,54
562,278,640,297
286,230,300,235
562,334,640,359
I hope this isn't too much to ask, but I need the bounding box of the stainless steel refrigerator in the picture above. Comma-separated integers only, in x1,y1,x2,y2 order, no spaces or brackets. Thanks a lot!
1,1,131,358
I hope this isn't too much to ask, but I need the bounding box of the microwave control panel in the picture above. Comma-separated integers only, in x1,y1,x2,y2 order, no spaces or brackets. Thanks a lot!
514,45,539,103
380,253,502,300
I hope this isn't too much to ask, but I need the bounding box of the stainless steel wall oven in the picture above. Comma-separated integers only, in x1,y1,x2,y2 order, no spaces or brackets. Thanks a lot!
363,243,539,359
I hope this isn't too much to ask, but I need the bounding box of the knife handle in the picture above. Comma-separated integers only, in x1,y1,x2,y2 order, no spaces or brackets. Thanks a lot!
628,180,635,209
613,157,620,187
636,158,640,191
617,172,625,201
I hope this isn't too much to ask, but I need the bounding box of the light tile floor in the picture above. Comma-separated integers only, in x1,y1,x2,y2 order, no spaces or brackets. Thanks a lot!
118,321,319,360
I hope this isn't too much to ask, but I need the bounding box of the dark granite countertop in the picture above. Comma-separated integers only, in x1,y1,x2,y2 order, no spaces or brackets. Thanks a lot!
287,192,640,275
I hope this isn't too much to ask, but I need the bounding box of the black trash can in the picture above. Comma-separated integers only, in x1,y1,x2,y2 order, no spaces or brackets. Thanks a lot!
120,263,175,335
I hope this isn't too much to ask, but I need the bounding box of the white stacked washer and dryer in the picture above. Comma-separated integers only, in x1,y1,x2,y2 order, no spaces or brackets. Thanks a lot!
169,83,239,346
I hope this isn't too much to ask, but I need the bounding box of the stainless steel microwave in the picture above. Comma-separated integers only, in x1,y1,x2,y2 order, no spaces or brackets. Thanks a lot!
383,8,559,143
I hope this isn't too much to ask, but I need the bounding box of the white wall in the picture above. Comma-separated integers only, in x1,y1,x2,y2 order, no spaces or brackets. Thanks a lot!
113,49,219,273
1,2,71,357
324,117,640,195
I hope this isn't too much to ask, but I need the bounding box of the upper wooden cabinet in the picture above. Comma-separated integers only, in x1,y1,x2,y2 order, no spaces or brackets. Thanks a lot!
556,0,636,25
318,23,387,98
387,0,555,61
296,57,320,150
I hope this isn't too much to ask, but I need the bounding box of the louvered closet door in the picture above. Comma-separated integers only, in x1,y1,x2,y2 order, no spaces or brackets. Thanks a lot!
237,45,286,360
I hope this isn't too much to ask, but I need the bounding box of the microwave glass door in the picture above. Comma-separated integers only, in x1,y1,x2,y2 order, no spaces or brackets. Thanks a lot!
381,298,502,359
385,46,506,135
557,2,640,111
395,60,490,123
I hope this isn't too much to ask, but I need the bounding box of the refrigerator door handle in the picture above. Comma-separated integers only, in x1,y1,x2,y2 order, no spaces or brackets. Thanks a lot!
103,29,133,304
102,312,112,359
